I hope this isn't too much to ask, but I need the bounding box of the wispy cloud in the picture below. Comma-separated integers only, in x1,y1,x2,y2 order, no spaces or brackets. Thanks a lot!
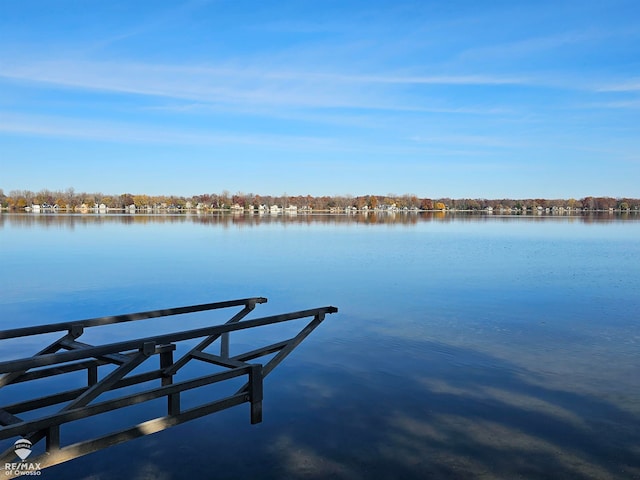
0,111,334,149
270,71,528,86
0,111,521,160
581,99,640,109
595,80,640,92
0,57,531,113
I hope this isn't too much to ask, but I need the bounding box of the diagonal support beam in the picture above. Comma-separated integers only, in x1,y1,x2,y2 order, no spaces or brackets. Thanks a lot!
63,343,155,412
234,313,326,394
0,330,82,388
163,303,257,376
59,339,131,365
0,342,155,463
0,409,22,427
254,313,324,379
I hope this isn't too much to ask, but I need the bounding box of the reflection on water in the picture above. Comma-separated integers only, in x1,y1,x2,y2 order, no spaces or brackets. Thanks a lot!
1,211,639,229
1,213,639,479
271,335,640,480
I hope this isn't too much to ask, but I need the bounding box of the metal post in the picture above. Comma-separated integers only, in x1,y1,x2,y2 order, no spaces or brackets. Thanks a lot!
88,365,98,386
46,425,60,452
159,345,180,416
249,364,263,424
221,333,230,358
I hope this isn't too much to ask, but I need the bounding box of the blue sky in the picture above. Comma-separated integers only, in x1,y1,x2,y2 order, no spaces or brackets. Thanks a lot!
1,0,639,198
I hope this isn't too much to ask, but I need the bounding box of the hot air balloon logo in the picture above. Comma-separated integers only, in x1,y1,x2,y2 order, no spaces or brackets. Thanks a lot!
14,438,32,461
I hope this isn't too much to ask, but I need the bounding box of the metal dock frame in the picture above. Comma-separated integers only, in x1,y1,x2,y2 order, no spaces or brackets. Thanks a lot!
0,297,337,476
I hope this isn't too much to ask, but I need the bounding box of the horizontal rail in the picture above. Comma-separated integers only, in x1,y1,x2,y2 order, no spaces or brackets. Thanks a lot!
0,366,254,440
7,359,108,384
6,345,175,387
0,297,268,340
0,306,338,374
2,394,250,476
3,369,167,415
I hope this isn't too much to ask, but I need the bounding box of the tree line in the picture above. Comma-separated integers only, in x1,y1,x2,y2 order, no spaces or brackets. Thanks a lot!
0,188,638,212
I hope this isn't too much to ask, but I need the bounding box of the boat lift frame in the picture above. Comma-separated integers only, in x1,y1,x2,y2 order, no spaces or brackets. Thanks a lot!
0,297,337,476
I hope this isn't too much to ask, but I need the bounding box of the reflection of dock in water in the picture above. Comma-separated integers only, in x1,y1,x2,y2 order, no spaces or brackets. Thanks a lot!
0,297,337,476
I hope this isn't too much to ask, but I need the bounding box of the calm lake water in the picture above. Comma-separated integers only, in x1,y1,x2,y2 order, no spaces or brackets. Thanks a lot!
1,212,639,479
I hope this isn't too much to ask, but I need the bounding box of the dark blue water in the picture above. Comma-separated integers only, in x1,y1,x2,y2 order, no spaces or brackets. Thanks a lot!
1,213,639,479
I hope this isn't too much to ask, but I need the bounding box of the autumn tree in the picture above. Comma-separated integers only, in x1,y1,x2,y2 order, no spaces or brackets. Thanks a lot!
232,192,246,207
100,196,113,207
419,198,433,210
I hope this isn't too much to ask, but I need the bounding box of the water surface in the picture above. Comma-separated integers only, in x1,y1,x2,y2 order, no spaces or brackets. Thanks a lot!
1,213,639,479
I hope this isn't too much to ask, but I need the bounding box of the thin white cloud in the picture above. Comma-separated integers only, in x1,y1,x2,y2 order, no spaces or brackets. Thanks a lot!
0,112,334,149
0,111,517,158
0,59,374,110
145,101,513,126
581,99,640,109
595,81,640,92
265,70,528,86
0,58,530,113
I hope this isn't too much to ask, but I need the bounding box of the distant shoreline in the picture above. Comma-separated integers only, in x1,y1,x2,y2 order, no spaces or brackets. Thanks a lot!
1,190,638,214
